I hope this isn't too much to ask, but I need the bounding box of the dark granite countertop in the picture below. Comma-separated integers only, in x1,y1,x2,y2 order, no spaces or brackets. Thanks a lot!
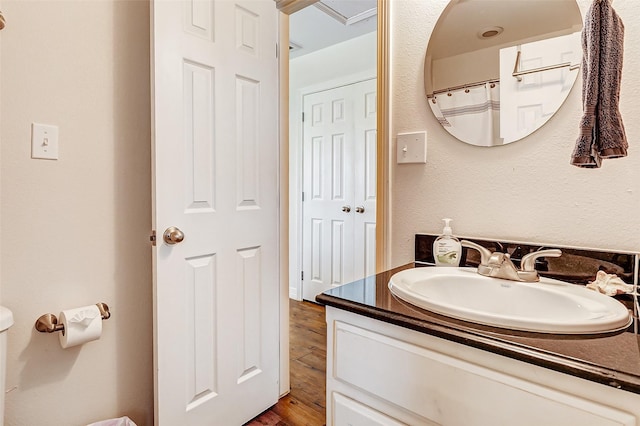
316,263,640,395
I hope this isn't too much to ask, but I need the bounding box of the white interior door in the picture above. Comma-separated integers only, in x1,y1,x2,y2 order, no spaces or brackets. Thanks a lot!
352,79,377,281
151,0,280,424
499,32,580,142
301,79,376,301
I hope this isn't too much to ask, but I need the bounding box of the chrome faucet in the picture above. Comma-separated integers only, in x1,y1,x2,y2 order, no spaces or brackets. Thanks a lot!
461,240,561,282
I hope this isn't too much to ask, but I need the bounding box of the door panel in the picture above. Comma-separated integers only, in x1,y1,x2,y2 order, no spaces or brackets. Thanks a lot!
152,0,279,424
302,86,354,301
302,79,376,301
353,80,377,279
185,253,217,410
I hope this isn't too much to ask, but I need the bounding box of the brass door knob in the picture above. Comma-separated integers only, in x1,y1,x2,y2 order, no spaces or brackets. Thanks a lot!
355,206,365,213
342,205,351,213
163,226,184,245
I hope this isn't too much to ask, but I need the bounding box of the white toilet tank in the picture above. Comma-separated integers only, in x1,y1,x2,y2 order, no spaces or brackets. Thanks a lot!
0,306,14,426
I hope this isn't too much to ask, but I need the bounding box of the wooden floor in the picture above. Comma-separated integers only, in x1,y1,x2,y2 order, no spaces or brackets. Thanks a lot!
248,299,327,426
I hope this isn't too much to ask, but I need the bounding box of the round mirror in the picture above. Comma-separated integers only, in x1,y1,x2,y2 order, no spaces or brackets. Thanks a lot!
424,0,583,147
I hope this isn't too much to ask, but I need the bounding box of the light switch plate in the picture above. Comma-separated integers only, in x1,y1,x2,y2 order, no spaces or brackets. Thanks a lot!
397,131,427,164
31,123,59,160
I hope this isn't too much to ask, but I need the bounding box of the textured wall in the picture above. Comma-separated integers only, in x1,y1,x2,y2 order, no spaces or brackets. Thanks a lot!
390,0,640,268
1,1,153,425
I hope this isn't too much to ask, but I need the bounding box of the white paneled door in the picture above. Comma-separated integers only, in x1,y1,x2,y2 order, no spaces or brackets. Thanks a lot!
151,0,279,424
499,32,580,143
302,79,377,301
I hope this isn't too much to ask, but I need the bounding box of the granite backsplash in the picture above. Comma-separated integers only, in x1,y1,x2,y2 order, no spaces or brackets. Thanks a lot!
415,234,638,294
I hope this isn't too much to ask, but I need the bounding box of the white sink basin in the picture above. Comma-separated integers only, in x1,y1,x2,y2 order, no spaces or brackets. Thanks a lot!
388,267,632,334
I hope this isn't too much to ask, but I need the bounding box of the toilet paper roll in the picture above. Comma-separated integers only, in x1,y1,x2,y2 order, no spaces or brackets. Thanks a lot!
58,305,102,349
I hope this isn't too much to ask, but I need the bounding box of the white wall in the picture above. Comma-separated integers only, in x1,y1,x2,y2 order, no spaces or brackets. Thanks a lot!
1,1,153,425
431,46,499,92
289,32,376,299
390,0,640,268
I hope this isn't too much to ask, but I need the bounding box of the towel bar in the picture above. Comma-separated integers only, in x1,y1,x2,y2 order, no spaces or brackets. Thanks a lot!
512,50,580,81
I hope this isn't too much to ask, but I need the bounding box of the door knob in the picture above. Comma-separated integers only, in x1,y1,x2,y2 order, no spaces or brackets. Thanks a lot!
163,226,184,245
342,205,351,213
355,206,365,213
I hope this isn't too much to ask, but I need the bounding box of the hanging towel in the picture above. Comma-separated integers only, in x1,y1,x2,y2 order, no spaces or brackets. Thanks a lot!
571,0,627,168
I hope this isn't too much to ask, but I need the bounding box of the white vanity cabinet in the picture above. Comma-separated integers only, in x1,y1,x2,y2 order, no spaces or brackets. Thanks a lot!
325,306,640,426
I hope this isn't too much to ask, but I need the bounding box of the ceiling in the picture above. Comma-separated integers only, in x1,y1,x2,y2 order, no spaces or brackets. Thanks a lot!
428,0,583,60
289,0,377,58
289,0,581,60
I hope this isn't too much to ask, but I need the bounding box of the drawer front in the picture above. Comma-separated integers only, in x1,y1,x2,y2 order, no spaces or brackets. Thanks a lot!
332,392,409,426
332,320,636,426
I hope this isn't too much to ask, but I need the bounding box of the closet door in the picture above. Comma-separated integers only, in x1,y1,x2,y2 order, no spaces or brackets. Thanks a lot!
302,79,376,301
352,78,377,281
302,84,356,301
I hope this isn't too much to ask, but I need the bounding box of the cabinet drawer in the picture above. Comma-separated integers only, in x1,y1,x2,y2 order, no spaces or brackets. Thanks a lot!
332,392,408,426
332,320,635,426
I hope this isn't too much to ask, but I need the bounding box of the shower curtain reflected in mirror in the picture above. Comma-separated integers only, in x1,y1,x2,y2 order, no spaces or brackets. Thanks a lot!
429,82,502,146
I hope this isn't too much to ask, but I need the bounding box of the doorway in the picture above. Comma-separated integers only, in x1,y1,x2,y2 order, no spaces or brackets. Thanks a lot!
288,0,378,301
301,79,377,301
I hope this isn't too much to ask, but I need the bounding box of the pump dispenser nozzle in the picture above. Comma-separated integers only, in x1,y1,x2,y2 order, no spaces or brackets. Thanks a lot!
442,218,453,236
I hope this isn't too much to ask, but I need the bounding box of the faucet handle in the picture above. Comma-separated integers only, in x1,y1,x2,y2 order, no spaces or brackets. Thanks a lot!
461,240,493,266
520,249,562,272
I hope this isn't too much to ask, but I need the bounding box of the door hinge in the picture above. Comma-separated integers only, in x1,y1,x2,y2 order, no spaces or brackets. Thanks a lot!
149,230,157,246
276,42,279,59
302,192,305,202
302,112,305,122
301,271,304,280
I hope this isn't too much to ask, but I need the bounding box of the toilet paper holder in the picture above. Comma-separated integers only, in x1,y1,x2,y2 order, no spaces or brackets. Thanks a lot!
35,302,111,333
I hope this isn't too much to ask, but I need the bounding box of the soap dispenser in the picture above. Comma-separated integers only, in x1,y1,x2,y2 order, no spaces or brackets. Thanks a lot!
433,218,461,267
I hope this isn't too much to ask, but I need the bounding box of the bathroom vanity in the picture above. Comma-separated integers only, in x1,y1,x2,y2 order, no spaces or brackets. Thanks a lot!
317,263,640,426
